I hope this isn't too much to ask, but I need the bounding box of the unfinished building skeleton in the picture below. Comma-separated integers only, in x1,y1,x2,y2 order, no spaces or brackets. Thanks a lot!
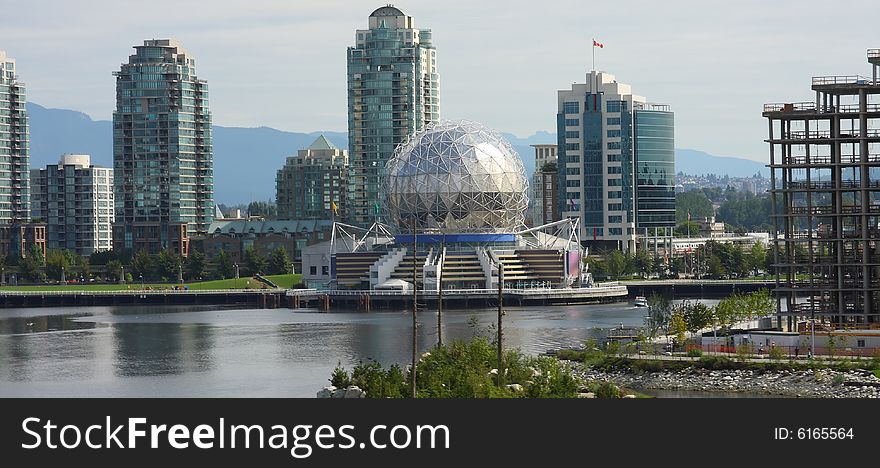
764,48,880,327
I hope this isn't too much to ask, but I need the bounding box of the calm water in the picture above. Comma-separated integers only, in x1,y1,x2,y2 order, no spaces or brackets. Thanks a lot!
0,302,682,398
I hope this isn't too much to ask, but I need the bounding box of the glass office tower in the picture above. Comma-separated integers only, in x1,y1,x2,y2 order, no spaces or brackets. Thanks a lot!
557,71,674,252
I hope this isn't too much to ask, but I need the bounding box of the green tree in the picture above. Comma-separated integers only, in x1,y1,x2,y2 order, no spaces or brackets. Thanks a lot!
586,257,606,280
45,249,75,281
156,249,182,282
675,190,714,223
745,288,773,321
707,254,725,279
185,249,208,281
632,249,652,279
72,254,91,280
244,245,267,276
670,308,688,346
106,259,124,283
670,256,687,278
730,245,748,278
266,246,291,275
716,193,772,232
19,245,46,283
130,250,155,281
604,250,626,280
645,293,672,340
714,294,740,331
683,301,715,335
246,200,277,219
749,241,767,276
674,221,701,237
216,249,235,279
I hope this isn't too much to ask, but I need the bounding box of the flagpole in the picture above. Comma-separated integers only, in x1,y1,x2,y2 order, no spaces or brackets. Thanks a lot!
592,39,595,72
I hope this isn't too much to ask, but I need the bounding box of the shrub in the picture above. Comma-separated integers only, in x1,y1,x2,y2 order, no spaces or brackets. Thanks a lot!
832,374,845,386
330,338,578,398
595,381,620,399
330,362,351,388
697,356,735,370
687,348,703,358
350,360,406,398
735,344,753,362
768,346,784,361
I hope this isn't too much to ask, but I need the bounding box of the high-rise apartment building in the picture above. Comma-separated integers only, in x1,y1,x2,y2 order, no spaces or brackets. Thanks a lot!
765,48,880,326
30,154,114,255
557,71,675,252
530,144,558,226
0,50,30,224
276,135,348,221
347,5,439,226
112,39,214,255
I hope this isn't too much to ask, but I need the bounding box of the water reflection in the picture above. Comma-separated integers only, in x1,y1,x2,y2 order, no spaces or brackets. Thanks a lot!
112,322,215,377
0,302,676,397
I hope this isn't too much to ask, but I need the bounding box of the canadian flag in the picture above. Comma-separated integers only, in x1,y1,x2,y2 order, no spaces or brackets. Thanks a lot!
593,39,604,48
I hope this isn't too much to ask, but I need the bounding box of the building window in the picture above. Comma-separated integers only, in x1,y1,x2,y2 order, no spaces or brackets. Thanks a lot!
566,180,581,187
607,117,621,125
608,203,623,211
607,142,621,150
566,167,580,175
565,131,580,139
609,228,623,235
565,118,579,127
563,102,580,114
310,266,317,275
607,166,622,174
322,266,329,276
607,129,621,138
565,143,580,151
608,215,622,223
857,339,865,347
608,178,622,186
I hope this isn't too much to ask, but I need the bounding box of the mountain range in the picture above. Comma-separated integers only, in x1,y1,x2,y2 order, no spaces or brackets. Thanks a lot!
26,103,767,204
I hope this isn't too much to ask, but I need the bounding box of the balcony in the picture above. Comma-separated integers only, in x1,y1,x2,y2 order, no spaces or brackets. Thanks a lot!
812,75,874,86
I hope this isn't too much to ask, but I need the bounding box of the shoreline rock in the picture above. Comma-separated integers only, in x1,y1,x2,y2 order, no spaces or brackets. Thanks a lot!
574,364,880,398
317,385,366,398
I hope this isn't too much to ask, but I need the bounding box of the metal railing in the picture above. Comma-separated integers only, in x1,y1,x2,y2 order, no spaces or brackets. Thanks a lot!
288,286,628,297
763,102,816,112
0,288,284,297
812,75,872,86
785,130,832,139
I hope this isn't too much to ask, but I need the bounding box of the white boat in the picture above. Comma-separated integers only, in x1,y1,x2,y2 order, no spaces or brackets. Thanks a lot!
633,296,648,307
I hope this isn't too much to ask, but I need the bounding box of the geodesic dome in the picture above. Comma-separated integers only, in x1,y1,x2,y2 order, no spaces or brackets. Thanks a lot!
385,120,529,233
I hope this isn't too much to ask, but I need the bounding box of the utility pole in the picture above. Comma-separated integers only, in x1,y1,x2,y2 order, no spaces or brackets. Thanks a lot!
497,263,504,386
437,232,444,347
411,218,418,398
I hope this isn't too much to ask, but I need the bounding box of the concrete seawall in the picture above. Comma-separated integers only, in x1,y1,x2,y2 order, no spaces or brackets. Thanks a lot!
0,289,289,309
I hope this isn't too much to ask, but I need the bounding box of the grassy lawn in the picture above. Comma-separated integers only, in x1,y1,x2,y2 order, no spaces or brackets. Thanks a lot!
0,274,303,292
874,369,880,379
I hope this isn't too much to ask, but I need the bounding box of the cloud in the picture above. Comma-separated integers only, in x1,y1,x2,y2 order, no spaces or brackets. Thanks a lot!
4,0,878,161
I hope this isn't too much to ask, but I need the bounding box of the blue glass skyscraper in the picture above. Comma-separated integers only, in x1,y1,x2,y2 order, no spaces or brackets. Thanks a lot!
557,71,674,252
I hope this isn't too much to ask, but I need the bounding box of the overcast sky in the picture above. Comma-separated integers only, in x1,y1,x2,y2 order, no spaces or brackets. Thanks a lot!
4,0,878,162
